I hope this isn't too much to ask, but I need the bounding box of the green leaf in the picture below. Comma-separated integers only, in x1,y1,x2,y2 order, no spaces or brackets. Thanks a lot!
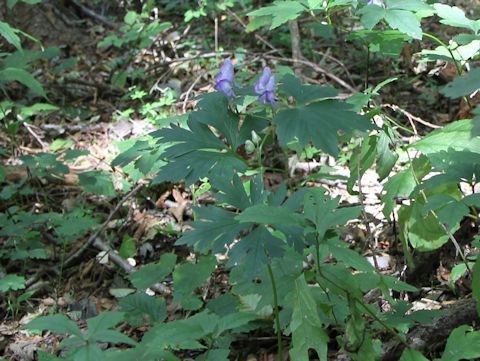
86,311,125,339
441,68,480,99
0,67,46,97
385,9,422,39
172,256,216,310
119,235,136,259
78,170,116,197
0,274,25,292
228,225,285,280
88,329,136,345
120,292,167,325
27,314,83,338
348,136,377,194
358,5,386,30
280,74,338,105
289,274,328,361
247,1,306,29
0,21,21,50
176,207,248,253
382,155,431,216
196,349,230,361
73,343,103,361
236,204,306,227
434,4,480,33
386,0,432,12
128,253,177,289
304,187,361,239
273,100,373,156
412,119,480,154
440,325,480,361
399,349,429,361
376,129,398,180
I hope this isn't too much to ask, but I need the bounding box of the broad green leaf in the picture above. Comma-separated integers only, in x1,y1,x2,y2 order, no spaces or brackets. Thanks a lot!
176,207,249,253
142,311,212,352
88,329,136,345
0,67,46,97
128,253,177,289
273,100,373,156
119,292,167,325
0,21,21,50
173,256,216,310
289,275,328,361
412,119,480,154
441,68,480,99
304,187,361,239
86,311,125,339
434,4,480,33
78,170,116,197
385,9,422,39
382,155,431,216
358,5,386,30
196,349,230,361
399,349,429,361
247,1,306,29
440,325,480,361
376,129,398,180
27,314,83,338
236,204,305,227
228,225,285,279
280,74,338,105
0,274,25,291
386,0,432,12
119,235,136,259
73,343,103,361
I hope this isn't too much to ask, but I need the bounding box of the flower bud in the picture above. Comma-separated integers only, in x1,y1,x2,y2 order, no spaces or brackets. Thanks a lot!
251,130,261,145
245,140,256,154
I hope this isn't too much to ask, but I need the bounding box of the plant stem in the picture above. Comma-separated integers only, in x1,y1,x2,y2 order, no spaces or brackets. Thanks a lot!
422,32,473,110
266,262,283,361
317,267,408,346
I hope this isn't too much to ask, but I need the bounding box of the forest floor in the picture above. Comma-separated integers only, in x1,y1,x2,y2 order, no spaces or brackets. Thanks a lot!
1,1,480,360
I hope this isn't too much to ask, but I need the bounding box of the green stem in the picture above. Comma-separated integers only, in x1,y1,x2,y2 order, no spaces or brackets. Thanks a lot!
266,262,283,361
317,266,408,346
423,32,473,110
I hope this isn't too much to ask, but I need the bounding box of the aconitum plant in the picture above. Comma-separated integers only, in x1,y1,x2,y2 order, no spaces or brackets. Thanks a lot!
254,67,276,105
214,59,235,97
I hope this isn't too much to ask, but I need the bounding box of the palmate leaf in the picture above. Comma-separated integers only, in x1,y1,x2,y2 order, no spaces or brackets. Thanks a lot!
172,255,217,310
176,206,250,253
280,74,338,105
151,94,249,185
247,1,306,29
304,188,361,239
289,274,328,361
128,253,177,290
227,225,285,279
273,100,372,156
434,4,480,33
441,68,480,99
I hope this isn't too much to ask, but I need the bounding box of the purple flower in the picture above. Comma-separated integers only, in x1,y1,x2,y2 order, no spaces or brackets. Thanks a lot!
254,67,276,105
215,59,235,97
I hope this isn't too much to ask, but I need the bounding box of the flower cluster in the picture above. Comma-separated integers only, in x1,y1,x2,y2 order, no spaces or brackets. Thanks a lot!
367,0,385,7
214,59,277,106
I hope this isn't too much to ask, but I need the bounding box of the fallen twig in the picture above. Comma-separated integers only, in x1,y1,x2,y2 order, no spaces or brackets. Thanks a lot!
64,182,144,267
383,104,442,129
